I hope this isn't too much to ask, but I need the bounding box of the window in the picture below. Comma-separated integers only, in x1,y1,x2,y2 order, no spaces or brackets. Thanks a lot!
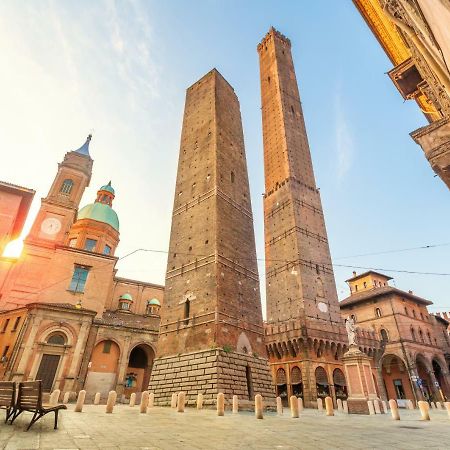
60,179,74,194
393,379,406,399
404,307,409,316
184,299,190,324
103,341,112,354
351,314,356,322
427,332,432,344
2,319,10,333
363,282,367,289
1,346,9,359
375,308,382,318
69,266,89,293
380,329,389,342
420,313,424,320
230,171,235,183
47,333,66,345
119,301,130,311
411,328,416,341
419,329,424,343
103,244,112,255
412,310,416,318
355,285,358,292
68,238,77,248
11,316,21,332
84,239,97,252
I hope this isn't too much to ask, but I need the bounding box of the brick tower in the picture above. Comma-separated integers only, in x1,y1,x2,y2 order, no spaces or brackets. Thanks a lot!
258,28,348,407
149,69,273,406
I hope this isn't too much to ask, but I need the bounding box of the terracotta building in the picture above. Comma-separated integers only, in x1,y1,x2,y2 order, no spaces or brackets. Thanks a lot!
353,0,450,189
0,136,163,400
340,270,450,404
0,181,35,256
149,69,273,406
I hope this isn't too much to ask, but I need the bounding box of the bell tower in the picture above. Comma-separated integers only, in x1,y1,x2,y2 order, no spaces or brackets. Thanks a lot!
26,135,93,247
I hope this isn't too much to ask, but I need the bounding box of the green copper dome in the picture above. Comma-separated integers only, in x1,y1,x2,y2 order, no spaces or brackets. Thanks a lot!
120,293,133,301
77,202,119,231
147,298,161,306
99,181,115,195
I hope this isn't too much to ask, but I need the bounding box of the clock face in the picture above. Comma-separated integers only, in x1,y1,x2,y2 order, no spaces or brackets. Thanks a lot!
41,217,62,235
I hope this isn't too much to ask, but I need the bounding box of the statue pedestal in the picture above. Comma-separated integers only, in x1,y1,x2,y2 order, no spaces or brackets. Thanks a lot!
342,345,378,414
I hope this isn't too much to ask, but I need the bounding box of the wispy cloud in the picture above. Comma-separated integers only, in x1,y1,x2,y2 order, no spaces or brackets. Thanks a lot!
334,86,354,182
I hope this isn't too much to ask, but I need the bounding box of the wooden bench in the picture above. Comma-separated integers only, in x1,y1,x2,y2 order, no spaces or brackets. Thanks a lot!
0,381,16,423
9,380,67,430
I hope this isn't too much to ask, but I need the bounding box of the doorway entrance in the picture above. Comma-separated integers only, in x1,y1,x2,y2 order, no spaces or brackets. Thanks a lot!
35,354,60,392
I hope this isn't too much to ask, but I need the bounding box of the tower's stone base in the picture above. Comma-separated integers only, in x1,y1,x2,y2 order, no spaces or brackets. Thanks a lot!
149,349,275,408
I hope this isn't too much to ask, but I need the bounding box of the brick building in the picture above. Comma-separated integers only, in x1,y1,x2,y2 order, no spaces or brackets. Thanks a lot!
0,136,163,400
340,270,450,404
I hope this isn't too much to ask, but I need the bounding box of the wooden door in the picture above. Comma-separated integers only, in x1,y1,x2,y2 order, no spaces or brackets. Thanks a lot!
35,354,60,392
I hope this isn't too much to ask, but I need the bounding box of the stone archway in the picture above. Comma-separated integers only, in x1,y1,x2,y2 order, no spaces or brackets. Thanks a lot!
333,368,347,400
315,366,330,399
416,354,433,402
381,354,413,401
432,358,448,400
275,368,288,405
124,344,155,398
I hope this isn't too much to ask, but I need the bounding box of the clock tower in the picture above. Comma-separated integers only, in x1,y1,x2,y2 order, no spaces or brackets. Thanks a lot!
26,135,93,247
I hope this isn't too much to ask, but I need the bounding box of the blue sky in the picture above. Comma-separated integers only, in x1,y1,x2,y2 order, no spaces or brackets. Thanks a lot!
1,0,448,315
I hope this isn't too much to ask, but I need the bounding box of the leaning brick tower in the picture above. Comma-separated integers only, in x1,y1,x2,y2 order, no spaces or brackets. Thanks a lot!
258,28,348,407
149,69,273,406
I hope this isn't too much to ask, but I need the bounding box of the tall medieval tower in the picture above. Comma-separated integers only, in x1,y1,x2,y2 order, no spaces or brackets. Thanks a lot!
258,28,347,406
149,69,273,406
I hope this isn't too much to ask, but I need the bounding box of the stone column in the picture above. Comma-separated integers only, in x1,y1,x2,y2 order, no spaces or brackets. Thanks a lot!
428,370,443,402
115,336,131,397
65,320,90,392
342,345,378,414
15,314,41,377
407,364,424,403
375,365,388,401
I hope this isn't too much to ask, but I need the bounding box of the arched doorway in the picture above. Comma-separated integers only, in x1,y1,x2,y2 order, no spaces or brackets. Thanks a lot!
416,355,433,402
315,366,330,398
291,366,303,399
125,344,155,398
85,340,120,396
275,368,288,404
381,354,413,401
333,368,347,400
432,359,447,401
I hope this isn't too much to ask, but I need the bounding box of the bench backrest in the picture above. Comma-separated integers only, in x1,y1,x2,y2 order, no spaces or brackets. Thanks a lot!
0,381,15,408
17,380,42,410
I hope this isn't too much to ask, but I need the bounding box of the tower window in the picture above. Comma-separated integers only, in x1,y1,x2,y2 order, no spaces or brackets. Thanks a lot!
375,308,382,318
60,179,74,195
68,238,77,248
103,244,112,255
184,299,190,325
84,239,97,252
69,266,89,293
231,171,235,183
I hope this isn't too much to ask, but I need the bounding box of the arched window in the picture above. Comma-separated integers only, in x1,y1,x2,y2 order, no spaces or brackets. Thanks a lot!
184,299,190,325
315,366,329,397
375,308,382,318
60,179,74,194
404,307,409,316
333,368,347,400
412,310,417,318
411,327,416,341
275,368,287,400
427,331,432,344
291,366,303,397
380,328,389,343
230,171,235,183
419,329,424,343
47,333,66,345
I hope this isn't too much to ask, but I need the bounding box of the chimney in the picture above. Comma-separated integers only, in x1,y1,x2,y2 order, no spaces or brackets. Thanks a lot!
352,271,357,277
408,290,413,294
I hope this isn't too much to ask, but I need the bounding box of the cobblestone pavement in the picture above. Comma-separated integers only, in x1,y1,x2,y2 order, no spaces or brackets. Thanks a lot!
1,405,449,450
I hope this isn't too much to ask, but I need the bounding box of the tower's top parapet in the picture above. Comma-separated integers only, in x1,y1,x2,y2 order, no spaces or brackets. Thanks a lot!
257,26,291,52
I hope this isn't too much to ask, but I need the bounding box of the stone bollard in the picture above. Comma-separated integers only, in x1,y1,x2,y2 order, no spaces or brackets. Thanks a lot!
94,392,101,405
418,401,430,420
317,397,323,411
232,395,239,414
406,399,414,410
140,391,149,413
343,400,349,414
436,402,443,410
444,401,450,416
389,399,400,420
276,397,283,415
171,393,177,408
217,393,225,416
325,397,334,416
49,389,60,406
177,392,186,413
373,399,382,414
381,400,388,414
367,400,375,415
255,394,263,419
74,390,86,413
148,393,154,408
337,398,343,412
63,392,71,404
129,393,136,407
431,402,437,409
197,393,203,410
106,391,117,413
298,397,304,413
290,395,299,418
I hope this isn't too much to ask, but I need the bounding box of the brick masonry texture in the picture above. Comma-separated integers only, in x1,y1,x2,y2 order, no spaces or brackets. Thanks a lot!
149,349,274,407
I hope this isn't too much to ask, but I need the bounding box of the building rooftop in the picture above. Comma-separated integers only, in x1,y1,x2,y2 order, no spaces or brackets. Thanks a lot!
345,270,393,283
340,285,432,308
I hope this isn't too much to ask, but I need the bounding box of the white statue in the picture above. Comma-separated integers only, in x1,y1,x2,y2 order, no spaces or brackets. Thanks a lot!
345,316,357,346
